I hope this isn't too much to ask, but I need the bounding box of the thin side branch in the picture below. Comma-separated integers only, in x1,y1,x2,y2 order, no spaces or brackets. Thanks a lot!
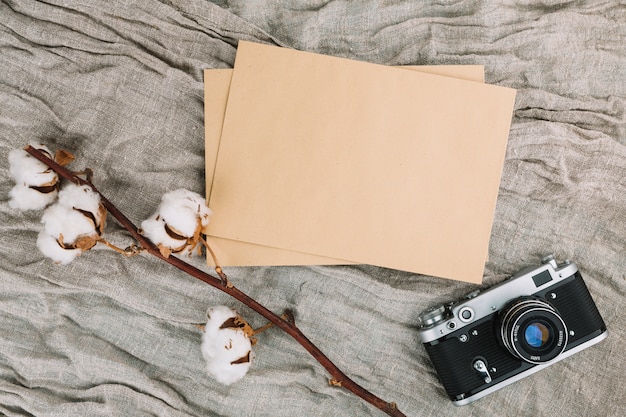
25,145,407,417
97,237,140,256
253,311,293,335
200,236,231,287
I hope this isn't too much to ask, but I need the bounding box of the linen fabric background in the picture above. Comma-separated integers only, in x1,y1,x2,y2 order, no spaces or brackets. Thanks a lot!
0,1,624,416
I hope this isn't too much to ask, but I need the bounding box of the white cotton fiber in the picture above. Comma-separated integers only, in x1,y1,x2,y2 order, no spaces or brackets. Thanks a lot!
140,189,212,256
140,213,188,252
160,189,213,235
41,204,97,245
57,183,102,214
201,306,254,386
36,184,104,264
158,201,199,237
163,189,212,227
36,230,82,265
8,143,59,210
9,184,58,211
8,143,57,186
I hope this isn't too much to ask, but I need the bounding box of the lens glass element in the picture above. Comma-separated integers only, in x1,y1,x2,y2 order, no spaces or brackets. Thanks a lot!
524,322,551,348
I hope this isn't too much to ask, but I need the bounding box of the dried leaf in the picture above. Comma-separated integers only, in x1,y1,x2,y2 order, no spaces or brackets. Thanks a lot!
170,243,189,254
54,149,75,167
219,315,256,340
29,177,59,194
162,223,194,254
29,183,58,194
96,204,107,235
157,243,172,258
219,317,240,330
329,379,343,387
55,233,97,252
230,351,252,365
57,233,68,248
164,223,188,241
74,235,98,252
38,147,53,159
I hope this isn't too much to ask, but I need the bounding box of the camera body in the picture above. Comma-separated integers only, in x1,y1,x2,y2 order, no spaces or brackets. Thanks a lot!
417,255,607,406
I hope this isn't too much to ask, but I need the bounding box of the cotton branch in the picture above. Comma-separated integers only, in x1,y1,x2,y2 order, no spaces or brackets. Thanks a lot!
24,145,407,417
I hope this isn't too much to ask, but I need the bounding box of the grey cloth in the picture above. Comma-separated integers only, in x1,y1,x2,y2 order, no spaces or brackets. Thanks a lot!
1,1,624,416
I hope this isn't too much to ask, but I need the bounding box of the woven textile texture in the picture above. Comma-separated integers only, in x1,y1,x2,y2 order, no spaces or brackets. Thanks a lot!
0,1,624,416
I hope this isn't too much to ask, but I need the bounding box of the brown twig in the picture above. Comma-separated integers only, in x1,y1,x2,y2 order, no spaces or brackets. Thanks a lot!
25,145,407,417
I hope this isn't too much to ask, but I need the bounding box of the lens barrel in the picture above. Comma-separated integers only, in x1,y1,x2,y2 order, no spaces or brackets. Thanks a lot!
499,298,567,364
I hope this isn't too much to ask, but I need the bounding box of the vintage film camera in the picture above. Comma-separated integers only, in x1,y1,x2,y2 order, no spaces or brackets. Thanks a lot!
417,255,607,405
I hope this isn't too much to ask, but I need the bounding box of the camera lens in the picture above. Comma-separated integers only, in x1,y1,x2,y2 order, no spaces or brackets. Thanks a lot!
498,297,568,364
525,322,551,348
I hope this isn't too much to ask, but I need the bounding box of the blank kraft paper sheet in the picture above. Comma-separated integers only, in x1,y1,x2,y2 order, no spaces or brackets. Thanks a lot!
205,41,516,283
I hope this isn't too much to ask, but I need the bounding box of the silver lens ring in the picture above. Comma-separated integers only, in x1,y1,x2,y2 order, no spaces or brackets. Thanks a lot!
499,298,568,364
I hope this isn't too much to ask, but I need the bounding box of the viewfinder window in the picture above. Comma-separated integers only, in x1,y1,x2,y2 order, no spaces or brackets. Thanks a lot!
532,270,552,287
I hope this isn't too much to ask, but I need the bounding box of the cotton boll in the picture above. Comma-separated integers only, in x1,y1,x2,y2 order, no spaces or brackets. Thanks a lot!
205,346,253,386
56,183,106,234
161,189,213,229
140,189,213,257
201,306,255,385
9,184,58,211
36,230,82,265
57,183,101,212
41,204,97,245
8,143,59,210
158,200,200,238
8,143,57,186
140,213,188,254
37,185,104,263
